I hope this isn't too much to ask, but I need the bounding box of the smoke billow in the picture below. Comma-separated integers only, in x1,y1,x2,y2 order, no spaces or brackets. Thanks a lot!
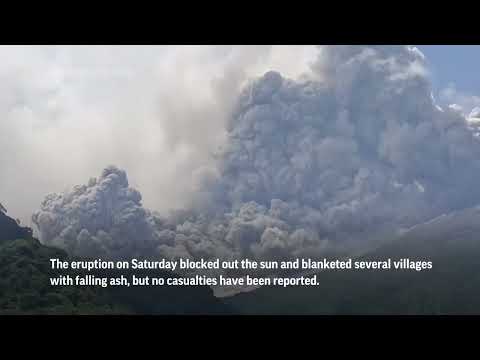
32,45,480,263
32,166,160,259
0,45,317,226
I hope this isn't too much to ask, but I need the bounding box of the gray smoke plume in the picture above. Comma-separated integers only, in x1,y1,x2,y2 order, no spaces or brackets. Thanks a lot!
33,45,480,263
32,166,160,259
0,45,317,226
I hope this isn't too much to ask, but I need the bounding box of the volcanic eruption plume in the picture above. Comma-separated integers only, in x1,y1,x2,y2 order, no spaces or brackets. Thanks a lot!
33,45,480,263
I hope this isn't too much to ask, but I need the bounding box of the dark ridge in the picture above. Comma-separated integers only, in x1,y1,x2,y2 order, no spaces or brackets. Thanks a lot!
0,211,33,244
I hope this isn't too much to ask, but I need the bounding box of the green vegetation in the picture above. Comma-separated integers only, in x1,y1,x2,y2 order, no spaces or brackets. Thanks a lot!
0,212,230,315
0,237,122,314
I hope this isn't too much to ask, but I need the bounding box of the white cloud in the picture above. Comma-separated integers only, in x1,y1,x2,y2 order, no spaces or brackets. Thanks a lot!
439,83,480,116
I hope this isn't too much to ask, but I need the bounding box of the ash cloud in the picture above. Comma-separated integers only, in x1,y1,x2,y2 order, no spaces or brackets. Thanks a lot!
0,45,317,226
32,166,160,259
32,45,480,263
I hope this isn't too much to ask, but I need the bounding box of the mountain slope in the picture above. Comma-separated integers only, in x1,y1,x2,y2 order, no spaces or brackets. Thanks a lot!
0,212,33,244
0,211,230,314
0,237,122,314
226,206,480,314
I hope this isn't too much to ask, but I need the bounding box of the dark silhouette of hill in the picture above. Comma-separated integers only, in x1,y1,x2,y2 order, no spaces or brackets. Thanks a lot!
0,211,33,244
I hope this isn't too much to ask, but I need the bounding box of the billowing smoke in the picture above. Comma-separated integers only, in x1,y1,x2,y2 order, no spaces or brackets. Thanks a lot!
0,45,317,226
32,166,160,259
33,45,480,263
